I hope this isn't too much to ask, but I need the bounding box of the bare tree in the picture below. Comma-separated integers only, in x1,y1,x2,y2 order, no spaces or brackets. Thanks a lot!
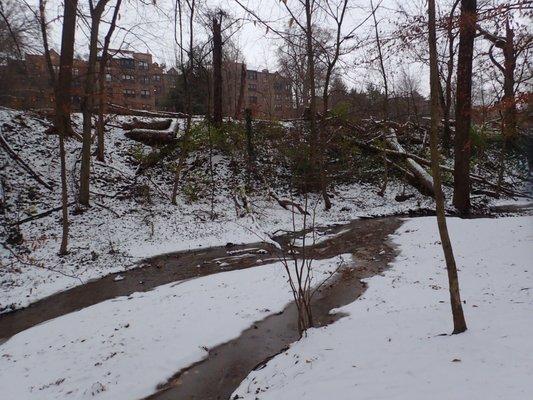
212,12,223,127
428,0,467,334
37,0,77,254
171,0,196,205
79,0,112,206
96,0,122,162
453,0,477,215
370,0,389,119
441,0,460,153
234,62,246,119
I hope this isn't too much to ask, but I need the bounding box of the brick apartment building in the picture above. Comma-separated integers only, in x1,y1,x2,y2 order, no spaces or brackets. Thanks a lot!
0,52,294,119
222,62,295,119
0,49,169,111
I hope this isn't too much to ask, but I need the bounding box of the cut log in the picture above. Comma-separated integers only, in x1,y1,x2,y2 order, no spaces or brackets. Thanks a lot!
122,118,174,131
382,129,435,197
124,118,180,146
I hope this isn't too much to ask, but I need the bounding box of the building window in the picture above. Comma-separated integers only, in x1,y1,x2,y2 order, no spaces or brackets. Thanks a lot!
247,70,257,80
105,73,112,82
72,68,79,76
140,90,150,98
121,74,134,81
274,104,282,111
249,96,258,104
123,89,135,97
138,60,149,70
120,58,134,69
153,75,161,82
140,75,149,84
248,83,257,91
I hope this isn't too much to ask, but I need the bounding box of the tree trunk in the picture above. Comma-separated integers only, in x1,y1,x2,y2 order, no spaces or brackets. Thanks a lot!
56,0,78,254
502,20,517,142
235,63,247,119
96,0,122,162
371,0,389,120
429,0,467,334
79,2,108,206
453,0,477,215
212,16,223,127
442,0,459,154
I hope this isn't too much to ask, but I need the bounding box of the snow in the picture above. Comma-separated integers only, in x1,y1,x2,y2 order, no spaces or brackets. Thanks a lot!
0,255,346,400
0,108,438,312
232,216,533,400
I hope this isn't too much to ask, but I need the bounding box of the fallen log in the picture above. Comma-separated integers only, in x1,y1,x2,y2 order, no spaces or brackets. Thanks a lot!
0,131,53,190
124,118,180,146
122,118,173,131
353,133,532,200
382,129,435,197
11,201,76,226
268,190,310,215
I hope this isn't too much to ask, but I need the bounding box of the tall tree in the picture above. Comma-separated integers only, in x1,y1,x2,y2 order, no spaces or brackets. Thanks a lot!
370,0,389,119
453,0,477,215
79,0,111,206
96,0,122,162
38,0,77,254
428,0,467,334
212,13,223,127
441,0,460,153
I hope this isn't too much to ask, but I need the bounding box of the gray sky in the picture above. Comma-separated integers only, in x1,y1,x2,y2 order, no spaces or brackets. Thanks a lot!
35,0,420,92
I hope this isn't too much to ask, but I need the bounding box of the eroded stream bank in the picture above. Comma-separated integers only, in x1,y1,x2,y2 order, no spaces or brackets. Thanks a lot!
144,217,403,400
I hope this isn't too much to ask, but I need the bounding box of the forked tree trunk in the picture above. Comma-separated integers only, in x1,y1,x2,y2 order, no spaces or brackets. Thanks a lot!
429,0,467,334
96,0,122,162
79,1,109,206
453,0,477,215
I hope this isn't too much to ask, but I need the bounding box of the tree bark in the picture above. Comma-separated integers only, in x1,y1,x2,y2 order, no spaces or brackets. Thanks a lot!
453,0,477,215
79,2,108,206
212,15,223,127
56,0,78,254
371,0,389,120
235,63,247,119
96,0,122,162
429,0,467,334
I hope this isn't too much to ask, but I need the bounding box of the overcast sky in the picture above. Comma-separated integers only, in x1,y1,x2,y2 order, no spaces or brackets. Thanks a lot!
33,0,437,93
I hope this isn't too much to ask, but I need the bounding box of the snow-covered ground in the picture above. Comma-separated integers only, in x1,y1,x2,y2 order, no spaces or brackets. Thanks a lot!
232,216,533,400
0,255,346,400
1,107,438,312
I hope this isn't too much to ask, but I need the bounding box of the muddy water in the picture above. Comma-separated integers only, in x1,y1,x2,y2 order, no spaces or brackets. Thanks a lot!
0,217,401,341
0,216,402,400
0,241,276,340
144,217,402,400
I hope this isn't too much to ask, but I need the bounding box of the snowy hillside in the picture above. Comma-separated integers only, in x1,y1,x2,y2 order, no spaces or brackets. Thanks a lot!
0,108,437,311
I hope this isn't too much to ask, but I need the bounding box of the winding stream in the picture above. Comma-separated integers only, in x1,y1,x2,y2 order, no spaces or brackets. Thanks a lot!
0,216,403,399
